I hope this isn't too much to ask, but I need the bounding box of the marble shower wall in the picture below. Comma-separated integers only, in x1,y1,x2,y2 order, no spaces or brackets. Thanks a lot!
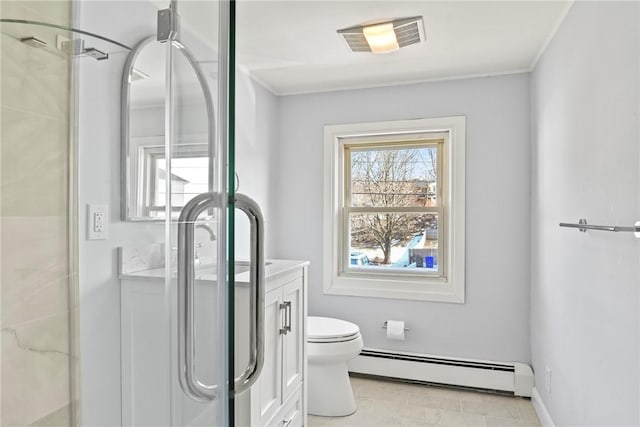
1,2,76,426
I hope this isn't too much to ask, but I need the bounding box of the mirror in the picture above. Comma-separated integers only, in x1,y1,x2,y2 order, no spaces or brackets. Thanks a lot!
121,36,215,221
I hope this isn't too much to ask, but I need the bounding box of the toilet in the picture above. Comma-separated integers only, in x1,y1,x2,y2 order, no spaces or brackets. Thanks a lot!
307,316,364,417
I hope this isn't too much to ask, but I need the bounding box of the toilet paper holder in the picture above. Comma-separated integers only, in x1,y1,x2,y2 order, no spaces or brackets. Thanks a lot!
382,321,410,331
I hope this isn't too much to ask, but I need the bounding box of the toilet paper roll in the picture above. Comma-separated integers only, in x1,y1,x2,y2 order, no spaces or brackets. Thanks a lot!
386,320,405,341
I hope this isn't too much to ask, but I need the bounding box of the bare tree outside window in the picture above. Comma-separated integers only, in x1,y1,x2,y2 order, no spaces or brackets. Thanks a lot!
348,144,439,266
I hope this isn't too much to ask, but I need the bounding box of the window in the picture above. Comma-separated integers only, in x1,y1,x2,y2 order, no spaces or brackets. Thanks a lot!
139,143,209,218
345,139,444,275
323,117,466,302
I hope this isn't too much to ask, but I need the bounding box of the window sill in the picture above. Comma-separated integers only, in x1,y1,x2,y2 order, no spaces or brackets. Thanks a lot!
324,274,465,303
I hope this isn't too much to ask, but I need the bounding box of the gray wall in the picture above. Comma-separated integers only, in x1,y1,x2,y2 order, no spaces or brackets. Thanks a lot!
235,68,279,259
530,2,640,425
77,3,159,425
274,74,532,363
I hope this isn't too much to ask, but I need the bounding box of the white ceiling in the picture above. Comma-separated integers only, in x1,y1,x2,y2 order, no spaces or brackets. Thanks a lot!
235,1,573,95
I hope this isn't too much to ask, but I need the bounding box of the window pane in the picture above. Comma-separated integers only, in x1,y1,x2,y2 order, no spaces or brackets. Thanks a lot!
152,156,209,208
170,156,209,205
349,212,439,272
350,146,438,208
154,158,167,207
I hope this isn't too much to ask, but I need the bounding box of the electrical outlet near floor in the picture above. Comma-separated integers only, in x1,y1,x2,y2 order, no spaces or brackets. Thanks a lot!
87,204,108,240
545,365,552,394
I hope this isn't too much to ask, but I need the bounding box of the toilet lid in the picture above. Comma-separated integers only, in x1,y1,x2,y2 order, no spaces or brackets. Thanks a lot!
307,316,361,343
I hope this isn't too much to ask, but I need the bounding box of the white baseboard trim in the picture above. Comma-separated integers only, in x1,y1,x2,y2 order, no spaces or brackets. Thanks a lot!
348,348,533,396
531,387,555,427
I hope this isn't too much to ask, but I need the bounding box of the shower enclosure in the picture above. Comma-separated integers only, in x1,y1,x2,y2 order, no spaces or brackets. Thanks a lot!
1,1,261,425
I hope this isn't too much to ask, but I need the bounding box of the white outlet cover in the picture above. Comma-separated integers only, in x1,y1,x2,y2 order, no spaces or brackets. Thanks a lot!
87,204,108,240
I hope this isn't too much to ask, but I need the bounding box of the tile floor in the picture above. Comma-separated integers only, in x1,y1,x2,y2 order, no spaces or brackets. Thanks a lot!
308,376,542,427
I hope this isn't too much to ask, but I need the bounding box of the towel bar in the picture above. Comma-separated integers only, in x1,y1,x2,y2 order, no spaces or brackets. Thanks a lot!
559,218,640,238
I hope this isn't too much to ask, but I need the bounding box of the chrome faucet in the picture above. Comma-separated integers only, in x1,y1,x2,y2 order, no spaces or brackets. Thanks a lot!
194,223,216,265
195,223,216,241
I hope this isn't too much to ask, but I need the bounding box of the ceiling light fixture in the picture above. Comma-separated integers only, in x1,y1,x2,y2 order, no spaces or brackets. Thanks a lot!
362,23,398,54
337,16,425,54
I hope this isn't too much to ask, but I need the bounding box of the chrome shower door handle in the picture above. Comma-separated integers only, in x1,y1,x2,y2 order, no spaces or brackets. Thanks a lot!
178,192,265,401
234,193,266,394
178,192,222,402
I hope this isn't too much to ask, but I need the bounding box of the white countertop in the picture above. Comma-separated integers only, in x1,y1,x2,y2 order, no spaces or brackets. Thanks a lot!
119,259,309,284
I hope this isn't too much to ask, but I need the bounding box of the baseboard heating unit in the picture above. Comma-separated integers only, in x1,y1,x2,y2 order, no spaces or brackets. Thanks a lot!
348,348,534,397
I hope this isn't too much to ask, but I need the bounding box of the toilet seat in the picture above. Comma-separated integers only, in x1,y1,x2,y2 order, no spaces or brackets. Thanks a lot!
308,316,361,343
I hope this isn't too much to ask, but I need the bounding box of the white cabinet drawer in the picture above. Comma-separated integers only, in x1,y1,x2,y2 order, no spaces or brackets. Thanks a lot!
266,386,303,427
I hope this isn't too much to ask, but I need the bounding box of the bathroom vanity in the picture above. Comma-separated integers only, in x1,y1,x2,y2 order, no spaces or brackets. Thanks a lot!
119,258,309,426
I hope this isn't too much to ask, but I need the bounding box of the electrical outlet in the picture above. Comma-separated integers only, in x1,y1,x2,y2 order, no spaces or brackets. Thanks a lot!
87,204,108,240
545,366,552,394
94,212,104,231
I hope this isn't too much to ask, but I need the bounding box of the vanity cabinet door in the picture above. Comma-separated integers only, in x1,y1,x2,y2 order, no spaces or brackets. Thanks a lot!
282,277,304,403
254,287,284,426
250,267,307,427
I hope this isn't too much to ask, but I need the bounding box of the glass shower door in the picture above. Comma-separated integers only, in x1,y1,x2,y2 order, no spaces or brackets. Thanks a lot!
163,1,246,425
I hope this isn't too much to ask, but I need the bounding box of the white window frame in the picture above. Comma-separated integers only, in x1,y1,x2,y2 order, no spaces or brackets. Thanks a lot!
323,117,466,303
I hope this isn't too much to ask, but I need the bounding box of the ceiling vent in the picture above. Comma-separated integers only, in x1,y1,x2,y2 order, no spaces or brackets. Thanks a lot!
337,16,425,54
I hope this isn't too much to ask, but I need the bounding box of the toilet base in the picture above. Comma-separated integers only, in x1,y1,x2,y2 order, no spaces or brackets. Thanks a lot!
308,362,356,417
